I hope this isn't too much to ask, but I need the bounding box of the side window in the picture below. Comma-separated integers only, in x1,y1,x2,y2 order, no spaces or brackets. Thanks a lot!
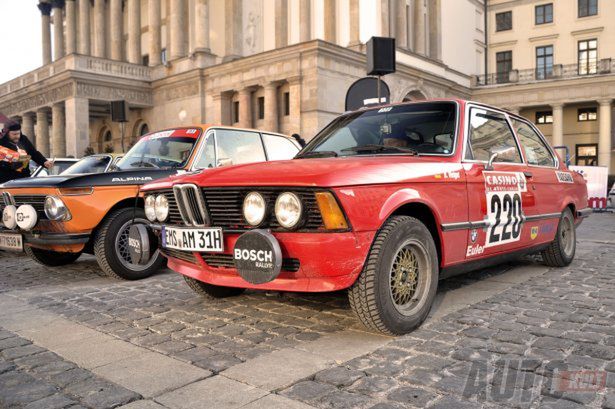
215,129,266,166
511,119,556,167
194,133,216,169
262,134,299,160
465,108,522,163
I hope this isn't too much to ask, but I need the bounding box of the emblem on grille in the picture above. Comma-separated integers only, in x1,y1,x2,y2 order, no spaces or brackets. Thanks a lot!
1,192,15,206
172,184,210,226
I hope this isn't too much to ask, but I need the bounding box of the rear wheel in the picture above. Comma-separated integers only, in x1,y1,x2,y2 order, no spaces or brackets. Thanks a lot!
94,208,165,280
24,246,81,266
541,208,576,267
183,276,245,299
349,216,439,335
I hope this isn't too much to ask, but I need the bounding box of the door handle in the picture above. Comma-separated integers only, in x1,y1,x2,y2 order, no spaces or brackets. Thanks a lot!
523,171,533,178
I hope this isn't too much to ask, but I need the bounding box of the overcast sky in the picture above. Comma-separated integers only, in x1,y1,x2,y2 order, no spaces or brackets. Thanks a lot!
0,0,42,84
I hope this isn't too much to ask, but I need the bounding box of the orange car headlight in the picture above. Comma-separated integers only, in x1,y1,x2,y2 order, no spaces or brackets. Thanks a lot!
315,192,348,230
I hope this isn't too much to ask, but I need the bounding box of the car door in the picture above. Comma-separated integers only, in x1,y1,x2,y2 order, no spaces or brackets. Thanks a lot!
510,117,561,245
463,105,536,259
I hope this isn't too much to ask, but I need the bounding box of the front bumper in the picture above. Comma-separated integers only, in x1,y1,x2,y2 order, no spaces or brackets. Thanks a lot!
0,227,90,251
154,225,375,292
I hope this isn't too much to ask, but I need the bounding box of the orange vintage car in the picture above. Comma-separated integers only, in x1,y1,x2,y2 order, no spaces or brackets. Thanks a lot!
0,126,301,279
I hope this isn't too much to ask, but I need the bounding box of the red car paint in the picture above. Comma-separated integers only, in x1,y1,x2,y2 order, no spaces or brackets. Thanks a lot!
142,99,589,292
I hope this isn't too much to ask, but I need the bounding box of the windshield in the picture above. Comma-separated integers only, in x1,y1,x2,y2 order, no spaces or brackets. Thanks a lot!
301,102,457,156
116,136,196,170
33,160,76,177
62,156,111,175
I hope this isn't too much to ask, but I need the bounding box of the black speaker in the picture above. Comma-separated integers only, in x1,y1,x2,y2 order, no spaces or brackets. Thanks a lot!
110,100,129,122
366,37,396,76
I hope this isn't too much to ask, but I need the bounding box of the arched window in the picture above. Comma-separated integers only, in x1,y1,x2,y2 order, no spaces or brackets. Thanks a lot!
103,130,112,142
139,123,149,136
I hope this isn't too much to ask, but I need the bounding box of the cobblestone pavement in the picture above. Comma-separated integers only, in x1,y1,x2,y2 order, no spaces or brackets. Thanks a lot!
0,213,613,408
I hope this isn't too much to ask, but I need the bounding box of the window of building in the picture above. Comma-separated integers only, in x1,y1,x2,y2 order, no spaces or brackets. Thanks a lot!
536,45,554,80
139,123,149,136
283,92,290,116
142,54,149,67
103,130,112,142
535,3,553,24
576,143,598,166
496,51,513,84
232,101,239,124
578,0,598,17
257,96,265,120
512,119,556,167
495,11,512,31
578,107,597,121
465,108,522,163
578,39,598,75
535,111,553,124
161,48,167,65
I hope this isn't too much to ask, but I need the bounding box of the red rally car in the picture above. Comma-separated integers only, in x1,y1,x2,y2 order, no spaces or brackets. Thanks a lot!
135,100,590,335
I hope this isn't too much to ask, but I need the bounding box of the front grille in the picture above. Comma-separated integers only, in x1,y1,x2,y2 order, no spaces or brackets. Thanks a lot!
13,195,47,220
201,253,301,272
202,187,324,232
174,184,210,226
161,248,199,265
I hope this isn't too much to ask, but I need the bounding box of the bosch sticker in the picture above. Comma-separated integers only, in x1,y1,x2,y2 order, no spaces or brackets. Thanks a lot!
483,171,525,248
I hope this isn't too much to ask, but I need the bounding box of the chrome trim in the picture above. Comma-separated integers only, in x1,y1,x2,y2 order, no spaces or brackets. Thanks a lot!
172,184,210,227
577,208,592,218
524,212,561,222
442,212,560,232
1,192,15,206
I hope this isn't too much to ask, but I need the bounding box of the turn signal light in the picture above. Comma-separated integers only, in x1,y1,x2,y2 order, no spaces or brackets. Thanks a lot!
315,192,348,230
58,187,93,196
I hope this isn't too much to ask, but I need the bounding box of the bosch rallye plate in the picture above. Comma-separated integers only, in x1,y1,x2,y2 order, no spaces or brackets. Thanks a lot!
233,230,282,284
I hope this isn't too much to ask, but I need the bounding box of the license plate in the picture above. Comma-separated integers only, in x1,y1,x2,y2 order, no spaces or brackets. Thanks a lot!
162,226,224,252
0,232,23,252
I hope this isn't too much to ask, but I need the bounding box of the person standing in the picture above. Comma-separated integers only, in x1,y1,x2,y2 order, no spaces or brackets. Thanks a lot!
0,121,52,184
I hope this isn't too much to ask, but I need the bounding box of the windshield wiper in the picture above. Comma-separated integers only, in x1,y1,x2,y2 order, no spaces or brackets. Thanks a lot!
341,144,419,155
296,151,338,159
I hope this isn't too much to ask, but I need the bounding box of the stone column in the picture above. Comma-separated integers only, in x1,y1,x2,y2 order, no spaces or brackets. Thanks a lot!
299,0,311,42
289,78,302,135
414,0,426,55
51,0,65,61
324,0,336,43
169,0,186,60
109,0,123,60
238,88,252,129
598,99,612,168
148,0,161,65
38,2,53,65
396,0,407,49
348,0,360,47
380,0,390,37
93,0,106,58
224,0,242,62
428,0,441,60
193,0,215,67
21,114,36,146
264,84,278,133
275,0,288,48
127,0,141,64
65,97,90,157
77,0,90,55
551,103,564,147
51,103,66,157
36,110,50,157
65,0,76,54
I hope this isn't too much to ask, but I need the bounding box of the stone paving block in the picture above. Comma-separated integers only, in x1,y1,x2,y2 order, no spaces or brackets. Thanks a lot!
155,376,268,409
52,336,147,369
241,394,316,409
92,351,211,398
117,399,168,409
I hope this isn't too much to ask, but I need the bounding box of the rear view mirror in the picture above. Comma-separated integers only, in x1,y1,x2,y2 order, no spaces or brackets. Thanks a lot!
217,158,233,168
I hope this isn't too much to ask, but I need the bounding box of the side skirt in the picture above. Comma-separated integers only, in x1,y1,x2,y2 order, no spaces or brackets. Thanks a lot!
439,243,550,280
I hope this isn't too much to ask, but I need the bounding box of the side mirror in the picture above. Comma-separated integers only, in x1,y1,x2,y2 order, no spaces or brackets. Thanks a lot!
216,157,233,167
485,152,499,171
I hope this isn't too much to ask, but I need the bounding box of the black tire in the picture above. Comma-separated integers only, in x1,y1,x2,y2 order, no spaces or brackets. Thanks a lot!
183,276,245,299
24,246,81,266
541,208,576,267
93,208,165,280
349,216,439,335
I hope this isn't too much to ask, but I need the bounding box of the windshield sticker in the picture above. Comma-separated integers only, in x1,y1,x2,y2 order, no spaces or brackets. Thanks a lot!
377,107,393,113
186,129,197,134
149,130,174,139
556,171,574,183
483,171,524,248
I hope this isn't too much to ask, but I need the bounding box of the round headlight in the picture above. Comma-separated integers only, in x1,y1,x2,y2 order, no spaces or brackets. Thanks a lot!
2,205,17,229
243,192,266,226
44,196,70,221
155,195,169,222
144,195,156,222
275,192,302,229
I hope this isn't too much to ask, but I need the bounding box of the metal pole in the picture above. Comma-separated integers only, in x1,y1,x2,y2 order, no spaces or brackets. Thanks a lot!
120,122,125,153
377,75,381,105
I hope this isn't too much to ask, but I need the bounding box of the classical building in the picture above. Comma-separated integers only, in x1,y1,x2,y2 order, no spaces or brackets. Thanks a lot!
0,0,483,159
473,0,615,173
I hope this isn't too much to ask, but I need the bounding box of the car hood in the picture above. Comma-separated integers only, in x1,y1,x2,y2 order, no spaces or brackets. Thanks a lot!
146,156,464,189
1,168,192,189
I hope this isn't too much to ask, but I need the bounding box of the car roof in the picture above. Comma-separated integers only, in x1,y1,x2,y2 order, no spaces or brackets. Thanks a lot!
139,124,294,142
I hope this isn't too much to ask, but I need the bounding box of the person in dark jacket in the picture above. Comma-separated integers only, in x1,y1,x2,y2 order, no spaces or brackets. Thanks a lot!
0,121,52,184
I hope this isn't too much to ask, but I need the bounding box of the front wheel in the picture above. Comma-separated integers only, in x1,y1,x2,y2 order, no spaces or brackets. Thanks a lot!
94,208,165,280
24,246,81,266
541,208,576,267
184,276,245,299
349,216,439,335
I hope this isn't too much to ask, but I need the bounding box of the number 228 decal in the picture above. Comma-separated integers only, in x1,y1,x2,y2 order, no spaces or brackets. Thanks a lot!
484,172,525,248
